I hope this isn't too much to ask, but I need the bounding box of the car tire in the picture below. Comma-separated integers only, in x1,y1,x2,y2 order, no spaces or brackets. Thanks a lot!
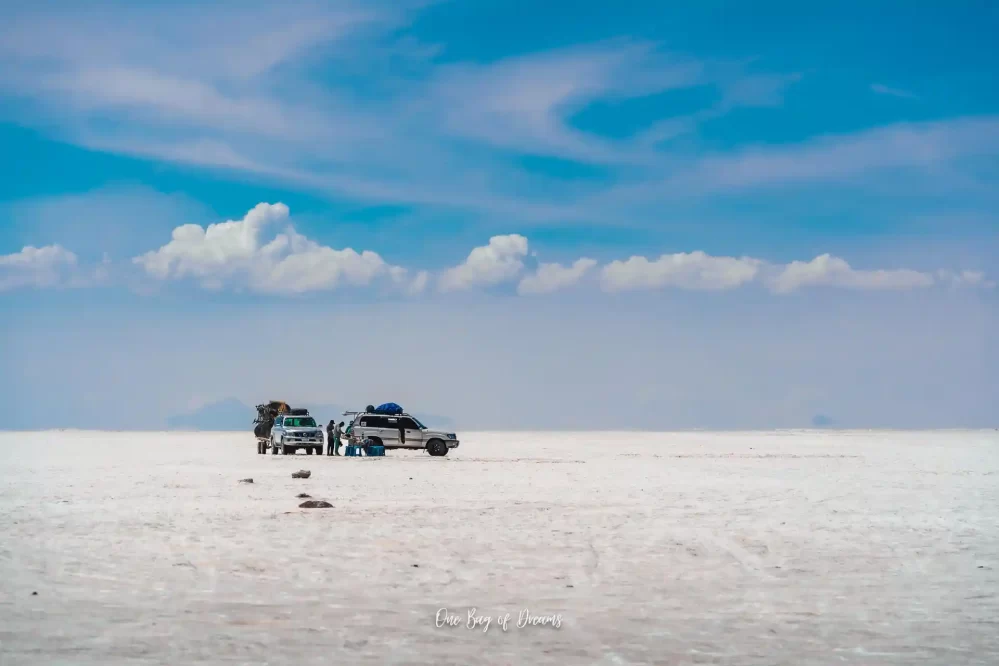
427,439,448,457
367,437,383,447
270,440,277,455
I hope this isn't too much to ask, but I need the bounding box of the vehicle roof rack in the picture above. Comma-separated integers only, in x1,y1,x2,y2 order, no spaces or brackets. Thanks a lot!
344,410,412,417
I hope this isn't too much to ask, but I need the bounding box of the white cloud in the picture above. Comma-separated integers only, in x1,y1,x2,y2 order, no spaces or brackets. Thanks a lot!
0,244,78,290
253,230,388,294
937,269,996,289
427,42,702,164
769,254,935,293
135,202,289,281
518,258,597,295
133,202,399,294
600,251,762,292
595,250,987,295
659,116,999,195
45,67,290,134
438,234,529,292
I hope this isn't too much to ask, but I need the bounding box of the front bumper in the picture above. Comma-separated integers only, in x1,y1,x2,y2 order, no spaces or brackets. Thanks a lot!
447,440,460,449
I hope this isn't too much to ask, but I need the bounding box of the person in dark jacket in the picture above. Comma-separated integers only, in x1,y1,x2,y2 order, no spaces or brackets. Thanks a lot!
326,420,336,456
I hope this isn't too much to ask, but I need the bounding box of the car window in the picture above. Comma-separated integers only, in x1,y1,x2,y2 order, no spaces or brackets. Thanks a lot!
362,416,384,428
386,417,399,427
400,418,419,429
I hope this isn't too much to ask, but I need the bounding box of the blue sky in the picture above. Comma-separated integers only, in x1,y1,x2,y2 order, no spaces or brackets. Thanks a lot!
1,0,996,429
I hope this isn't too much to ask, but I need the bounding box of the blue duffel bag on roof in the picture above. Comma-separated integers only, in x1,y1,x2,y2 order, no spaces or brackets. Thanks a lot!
373,402,404,415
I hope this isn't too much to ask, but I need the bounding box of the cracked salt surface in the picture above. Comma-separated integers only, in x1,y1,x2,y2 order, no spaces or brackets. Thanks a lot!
1,429,998,665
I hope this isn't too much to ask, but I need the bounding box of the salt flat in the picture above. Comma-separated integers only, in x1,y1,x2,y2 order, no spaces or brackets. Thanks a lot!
1,430,997,665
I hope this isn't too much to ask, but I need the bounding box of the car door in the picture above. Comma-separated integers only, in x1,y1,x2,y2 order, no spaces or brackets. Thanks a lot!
400,417,423,448
272,416,283,443
357,415,388,444
383,416,401,446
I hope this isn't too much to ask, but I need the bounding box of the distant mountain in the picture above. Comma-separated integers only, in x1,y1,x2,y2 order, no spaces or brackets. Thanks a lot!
166,398,455,431
811,414,835,427
166,398,254,431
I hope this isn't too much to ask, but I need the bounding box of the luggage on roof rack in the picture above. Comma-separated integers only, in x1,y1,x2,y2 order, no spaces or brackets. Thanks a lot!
373,402,403,415
254,401,290,422
288,408,310,416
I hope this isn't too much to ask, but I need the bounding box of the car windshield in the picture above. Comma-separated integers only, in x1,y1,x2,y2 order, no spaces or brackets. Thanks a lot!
411,417,427,429
284,417,316,427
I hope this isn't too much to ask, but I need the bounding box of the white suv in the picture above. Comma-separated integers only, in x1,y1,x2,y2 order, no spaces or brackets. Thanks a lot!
270,414,324,455
347,412,459,456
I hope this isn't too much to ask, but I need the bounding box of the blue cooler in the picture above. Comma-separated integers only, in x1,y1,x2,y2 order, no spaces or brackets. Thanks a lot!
344,445,361,457
364,445,385,457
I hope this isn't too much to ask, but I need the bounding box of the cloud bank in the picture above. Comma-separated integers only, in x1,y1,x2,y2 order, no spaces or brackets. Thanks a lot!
1,203,992,297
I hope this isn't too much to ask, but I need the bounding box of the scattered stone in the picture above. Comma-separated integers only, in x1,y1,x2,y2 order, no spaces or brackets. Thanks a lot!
32,591,38,596
566,584,574,588
299,500,333,509
412,564,419,568
296,493,312,499
239,478,253,484
292,470,311,479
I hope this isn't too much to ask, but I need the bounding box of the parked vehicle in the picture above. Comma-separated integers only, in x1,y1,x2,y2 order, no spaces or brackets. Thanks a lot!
253,401,321,454
345,405,459,456
269,412,324,455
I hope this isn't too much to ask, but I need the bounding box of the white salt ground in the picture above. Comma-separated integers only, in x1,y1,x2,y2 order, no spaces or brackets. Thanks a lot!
1,429,997,665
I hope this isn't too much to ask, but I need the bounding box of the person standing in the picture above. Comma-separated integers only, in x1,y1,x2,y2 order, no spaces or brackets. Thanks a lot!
326,420,336,456
333,421,345,456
